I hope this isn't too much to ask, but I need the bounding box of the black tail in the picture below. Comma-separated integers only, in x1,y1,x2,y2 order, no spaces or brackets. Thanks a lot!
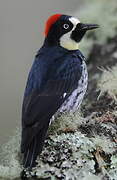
22,125,49,169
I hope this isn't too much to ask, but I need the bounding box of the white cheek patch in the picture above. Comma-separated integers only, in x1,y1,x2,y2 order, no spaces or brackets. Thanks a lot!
60,32,79,50
60,17,80,50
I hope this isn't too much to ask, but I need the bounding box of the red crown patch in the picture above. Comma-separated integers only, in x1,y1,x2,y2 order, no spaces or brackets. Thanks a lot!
44,14,62,37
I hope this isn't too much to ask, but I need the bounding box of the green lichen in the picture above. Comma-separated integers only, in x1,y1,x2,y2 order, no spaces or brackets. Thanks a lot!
0,116,116,179
98,66,117,101
0,129,21,179
0,1,117,179
49,111,84,134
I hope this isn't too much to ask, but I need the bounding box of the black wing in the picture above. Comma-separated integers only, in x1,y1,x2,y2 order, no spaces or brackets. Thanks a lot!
21,53,82,152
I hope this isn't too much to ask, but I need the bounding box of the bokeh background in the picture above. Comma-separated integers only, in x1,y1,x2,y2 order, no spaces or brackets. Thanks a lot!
0,0,117,179
0,0,83,144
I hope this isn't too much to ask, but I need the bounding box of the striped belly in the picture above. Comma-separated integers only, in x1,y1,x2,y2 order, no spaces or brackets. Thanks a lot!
58,61,88,113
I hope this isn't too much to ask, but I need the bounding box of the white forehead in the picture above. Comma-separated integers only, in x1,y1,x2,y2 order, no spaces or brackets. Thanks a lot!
69,17,80,26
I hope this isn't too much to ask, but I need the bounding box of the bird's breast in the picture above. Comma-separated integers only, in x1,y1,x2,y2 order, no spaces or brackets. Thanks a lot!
57,60,88,114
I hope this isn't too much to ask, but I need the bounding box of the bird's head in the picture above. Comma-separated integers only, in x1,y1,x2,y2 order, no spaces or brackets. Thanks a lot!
44,14,99,50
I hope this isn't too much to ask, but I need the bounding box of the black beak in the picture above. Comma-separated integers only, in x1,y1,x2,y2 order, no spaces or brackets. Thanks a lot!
80,23,99,31
71,23,99,43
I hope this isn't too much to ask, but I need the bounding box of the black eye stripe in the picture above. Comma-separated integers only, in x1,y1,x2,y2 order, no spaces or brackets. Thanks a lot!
61,21,73,31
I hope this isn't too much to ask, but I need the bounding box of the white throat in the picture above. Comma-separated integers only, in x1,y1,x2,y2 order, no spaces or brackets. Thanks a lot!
60,32,79,50
60,17,80,50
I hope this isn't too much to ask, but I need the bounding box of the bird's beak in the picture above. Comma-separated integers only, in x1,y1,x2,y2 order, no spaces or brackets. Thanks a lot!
71,22,99,43
79,23,99,31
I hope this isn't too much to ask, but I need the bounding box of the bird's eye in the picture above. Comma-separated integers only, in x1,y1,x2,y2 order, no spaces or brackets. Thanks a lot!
63,24,69,29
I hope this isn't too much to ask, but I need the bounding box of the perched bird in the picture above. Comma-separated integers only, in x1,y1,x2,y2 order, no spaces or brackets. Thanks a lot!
21,14,99,177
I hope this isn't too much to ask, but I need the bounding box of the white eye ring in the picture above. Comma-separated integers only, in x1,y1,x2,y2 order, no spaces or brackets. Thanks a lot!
63,24,69,29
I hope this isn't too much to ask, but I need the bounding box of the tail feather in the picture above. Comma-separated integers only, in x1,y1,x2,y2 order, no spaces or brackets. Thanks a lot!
22,124,49,169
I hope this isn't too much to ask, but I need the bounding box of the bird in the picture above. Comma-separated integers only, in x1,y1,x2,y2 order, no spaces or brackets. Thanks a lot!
21,14,99,178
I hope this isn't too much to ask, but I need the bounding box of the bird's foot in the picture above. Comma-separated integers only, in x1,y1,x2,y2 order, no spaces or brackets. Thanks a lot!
20,168,37,180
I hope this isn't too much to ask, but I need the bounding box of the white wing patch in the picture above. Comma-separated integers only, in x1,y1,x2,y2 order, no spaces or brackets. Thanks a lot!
63,93,67,98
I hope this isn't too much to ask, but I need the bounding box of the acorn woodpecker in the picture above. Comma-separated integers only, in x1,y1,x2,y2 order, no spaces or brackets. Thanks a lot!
21,14,99,177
